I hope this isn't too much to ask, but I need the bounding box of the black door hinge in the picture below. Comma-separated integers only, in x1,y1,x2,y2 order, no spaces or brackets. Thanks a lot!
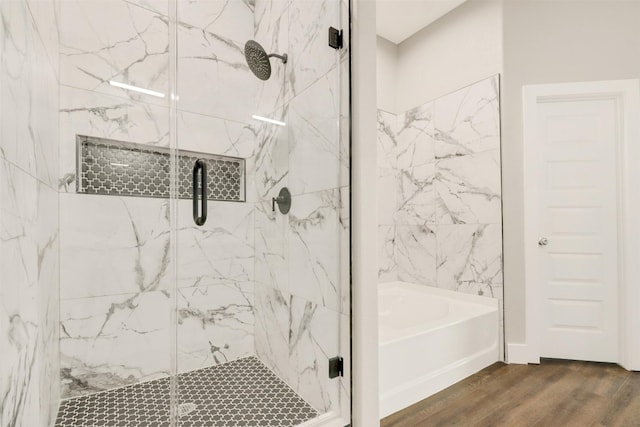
328,356,344,378
328,27,343,50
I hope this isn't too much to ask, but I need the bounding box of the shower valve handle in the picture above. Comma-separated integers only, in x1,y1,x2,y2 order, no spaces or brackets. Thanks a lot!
271,187,292,214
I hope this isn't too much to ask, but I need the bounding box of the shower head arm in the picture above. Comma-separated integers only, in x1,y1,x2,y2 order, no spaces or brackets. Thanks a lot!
268,53,288,64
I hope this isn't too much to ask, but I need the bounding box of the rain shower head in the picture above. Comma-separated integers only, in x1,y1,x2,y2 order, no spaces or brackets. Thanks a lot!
244,40,287,81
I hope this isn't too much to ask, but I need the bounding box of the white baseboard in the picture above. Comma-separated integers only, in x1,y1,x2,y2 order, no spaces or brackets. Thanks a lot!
507,343,538,364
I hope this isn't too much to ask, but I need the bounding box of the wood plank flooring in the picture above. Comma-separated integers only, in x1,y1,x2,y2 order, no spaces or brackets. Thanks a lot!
381,359,640,427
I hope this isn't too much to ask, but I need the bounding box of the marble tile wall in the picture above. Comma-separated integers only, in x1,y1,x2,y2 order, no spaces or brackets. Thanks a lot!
175,198,256,373
58,3,350,422
58,0,170,399
58,195,172,397
376,75,503,353
57,0,260,399
253,189,349,416
175,0,259,378
0,0,61,425
252,0,350,420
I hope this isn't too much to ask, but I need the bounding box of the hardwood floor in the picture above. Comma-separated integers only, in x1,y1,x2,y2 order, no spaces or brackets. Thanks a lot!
381,359,640,427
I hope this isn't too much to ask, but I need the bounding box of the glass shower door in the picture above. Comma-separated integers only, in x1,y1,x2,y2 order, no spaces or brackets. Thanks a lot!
54,0,179,426
173,0,351,425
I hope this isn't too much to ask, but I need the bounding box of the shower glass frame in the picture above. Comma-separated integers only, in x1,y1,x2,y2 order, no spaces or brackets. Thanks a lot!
168,0,352,425
51,0,349,424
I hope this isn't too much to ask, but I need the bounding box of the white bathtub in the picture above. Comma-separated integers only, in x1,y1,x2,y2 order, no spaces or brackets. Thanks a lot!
379,281,499,418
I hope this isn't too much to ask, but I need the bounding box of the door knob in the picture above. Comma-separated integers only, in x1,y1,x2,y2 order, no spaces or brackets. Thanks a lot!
538,237,548,246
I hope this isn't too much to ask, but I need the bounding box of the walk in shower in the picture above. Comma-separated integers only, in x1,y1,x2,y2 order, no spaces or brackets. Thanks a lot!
0,0,351,426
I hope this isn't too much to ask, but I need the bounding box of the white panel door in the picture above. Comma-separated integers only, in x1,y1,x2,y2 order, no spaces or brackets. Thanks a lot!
537,98,619,362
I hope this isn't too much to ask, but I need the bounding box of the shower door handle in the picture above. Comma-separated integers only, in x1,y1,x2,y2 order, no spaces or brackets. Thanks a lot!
192,159,207,226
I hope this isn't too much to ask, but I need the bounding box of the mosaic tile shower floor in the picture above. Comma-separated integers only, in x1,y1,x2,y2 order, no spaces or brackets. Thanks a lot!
55,357,319,427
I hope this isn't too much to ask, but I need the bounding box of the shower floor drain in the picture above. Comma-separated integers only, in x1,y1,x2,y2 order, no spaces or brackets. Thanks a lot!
177,402,197,416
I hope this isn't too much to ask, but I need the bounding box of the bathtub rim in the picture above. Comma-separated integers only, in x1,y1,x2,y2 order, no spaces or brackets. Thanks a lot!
378,281,500,345
379,281,500,309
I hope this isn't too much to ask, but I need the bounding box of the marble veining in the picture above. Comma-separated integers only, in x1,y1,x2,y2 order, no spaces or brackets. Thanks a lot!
53,0,351,421
436,223,503,296
177,110,257,159
250,1,350,419
1,0,60,423
377,110,399,169
1,0,59,189
396,225,437,285
60,194,172,300
286,0,339,100
376,75,503,298
435,75,500,158
59,85,170,192
254,285,291,383
177,199,254,288
253,0,289,116
396,163,436,226
177,282,254,373
253,106,289,201
59,0,169,106
177,21,259,123
59,291,172,398
254,201,288,294
396,103,435,171
288,68,342,195
178,0,254,44
36,181,61,425
378,225,397,282
0,160,40,427
289,296,340,413
288,189,341,312
435,149,501,224
25,0,60,75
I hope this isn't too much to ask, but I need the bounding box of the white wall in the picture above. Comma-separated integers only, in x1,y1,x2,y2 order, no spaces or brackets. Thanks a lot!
376,36,398,114
502,0,640,345
394,0,502,112
353,0,380,424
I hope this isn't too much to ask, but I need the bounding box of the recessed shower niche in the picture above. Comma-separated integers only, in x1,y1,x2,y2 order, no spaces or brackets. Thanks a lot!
76,135,246,202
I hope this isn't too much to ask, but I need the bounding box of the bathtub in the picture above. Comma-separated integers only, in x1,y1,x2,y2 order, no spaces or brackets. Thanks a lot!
379,281,499,418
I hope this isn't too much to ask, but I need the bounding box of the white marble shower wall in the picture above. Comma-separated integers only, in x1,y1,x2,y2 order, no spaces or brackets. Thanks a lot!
58,0,171,399
57,0,259,399
174,0,258,374
252,0,350,418
58,0,349,413
57,1,350,418
377,75,503,306
0,0,61,425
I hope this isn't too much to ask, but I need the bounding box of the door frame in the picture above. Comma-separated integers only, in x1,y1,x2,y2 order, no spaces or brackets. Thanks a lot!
522,79,640,370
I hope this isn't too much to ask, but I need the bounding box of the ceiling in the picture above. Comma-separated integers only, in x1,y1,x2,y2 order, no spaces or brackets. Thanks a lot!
376,0,468,44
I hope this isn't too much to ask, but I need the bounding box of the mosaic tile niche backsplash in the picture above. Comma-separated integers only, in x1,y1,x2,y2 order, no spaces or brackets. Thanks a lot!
377,74,503,356
77,135,245,201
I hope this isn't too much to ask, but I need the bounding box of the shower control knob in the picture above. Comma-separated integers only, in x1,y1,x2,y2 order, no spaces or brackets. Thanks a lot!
538,237,549,246
271,187,291,214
